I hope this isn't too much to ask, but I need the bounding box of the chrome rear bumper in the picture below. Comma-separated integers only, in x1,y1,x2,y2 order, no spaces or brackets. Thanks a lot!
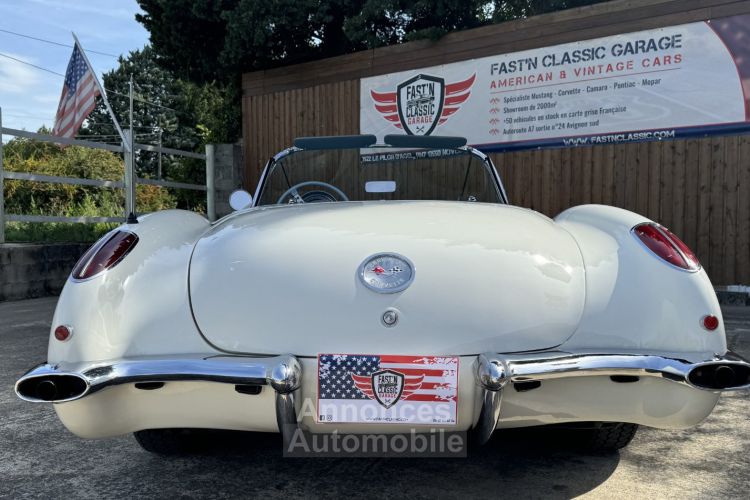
15,350,749,445
16,355,302,403
472,350,750,444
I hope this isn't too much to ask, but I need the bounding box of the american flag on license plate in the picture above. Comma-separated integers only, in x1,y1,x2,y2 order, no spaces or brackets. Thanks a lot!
318,354,459,425
52,45,100,139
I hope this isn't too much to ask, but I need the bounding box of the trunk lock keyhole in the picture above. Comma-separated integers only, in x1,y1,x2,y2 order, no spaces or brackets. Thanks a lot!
382,309,399,327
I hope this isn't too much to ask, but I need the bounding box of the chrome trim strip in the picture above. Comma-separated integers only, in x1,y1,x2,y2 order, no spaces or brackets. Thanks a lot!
474,351,750,393
253,143,508,207
15,354,304,445
473,354,507,445
463,145,509,204
14,354,302,403
252,147,300,208
471,350,750,441
276,392,299,450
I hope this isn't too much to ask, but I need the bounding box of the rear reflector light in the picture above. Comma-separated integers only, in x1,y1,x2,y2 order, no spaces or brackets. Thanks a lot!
632,223,700,271
72,231,139,280
54,325,72,342
702,315,719,331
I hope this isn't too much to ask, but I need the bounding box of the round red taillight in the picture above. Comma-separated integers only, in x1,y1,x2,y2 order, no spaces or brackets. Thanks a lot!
72,230,139,280
54,325,72,342
702,315,719,331
632,223,700,271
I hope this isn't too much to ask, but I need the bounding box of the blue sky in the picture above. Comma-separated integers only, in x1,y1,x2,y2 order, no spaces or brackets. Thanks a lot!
0,0,149,134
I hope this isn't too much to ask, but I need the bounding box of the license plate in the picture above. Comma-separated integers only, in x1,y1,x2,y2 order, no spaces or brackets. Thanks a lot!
317,354,458,425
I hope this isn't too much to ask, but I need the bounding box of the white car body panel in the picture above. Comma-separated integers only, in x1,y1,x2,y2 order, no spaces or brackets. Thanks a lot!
190,201,585,356
48,210,210,365
555,205,725,356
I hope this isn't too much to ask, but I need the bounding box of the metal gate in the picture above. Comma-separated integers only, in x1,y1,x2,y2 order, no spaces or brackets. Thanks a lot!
0,107,216,243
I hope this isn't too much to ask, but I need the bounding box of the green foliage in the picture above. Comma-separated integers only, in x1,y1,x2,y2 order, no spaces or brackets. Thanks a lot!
130,1,607,150
3,135,177,242
136,0,609,83
81,45,202,173
177,79,242,145
492,0,608,21
80,46,237,209
345,1,492,48
5,222,116,243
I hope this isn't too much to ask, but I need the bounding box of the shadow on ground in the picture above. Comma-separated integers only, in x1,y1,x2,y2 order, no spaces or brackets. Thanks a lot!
4,425,620,499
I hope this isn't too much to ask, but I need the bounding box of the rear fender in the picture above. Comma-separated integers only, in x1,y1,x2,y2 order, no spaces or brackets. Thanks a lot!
48,210,214,364
554,205,726,358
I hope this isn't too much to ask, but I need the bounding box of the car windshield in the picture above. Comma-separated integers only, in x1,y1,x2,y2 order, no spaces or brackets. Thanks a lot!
255,147,504,206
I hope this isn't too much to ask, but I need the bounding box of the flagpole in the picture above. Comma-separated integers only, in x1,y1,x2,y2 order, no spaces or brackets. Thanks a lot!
71,33,130,153
126,75,137,223
72,32,138,223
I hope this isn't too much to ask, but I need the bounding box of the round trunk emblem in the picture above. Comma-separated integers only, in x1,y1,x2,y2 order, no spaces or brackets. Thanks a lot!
359,253,415,293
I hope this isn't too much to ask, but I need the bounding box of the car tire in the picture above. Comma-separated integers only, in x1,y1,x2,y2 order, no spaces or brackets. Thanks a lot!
133,429,209,455
579,423,639,452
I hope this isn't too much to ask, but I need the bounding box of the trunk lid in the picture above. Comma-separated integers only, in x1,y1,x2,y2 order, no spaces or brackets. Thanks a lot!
189,201,585,356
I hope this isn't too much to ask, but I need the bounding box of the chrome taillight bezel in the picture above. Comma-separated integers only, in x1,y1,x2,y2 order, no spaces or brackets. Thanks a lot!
71,230,140,281
631,222,701,273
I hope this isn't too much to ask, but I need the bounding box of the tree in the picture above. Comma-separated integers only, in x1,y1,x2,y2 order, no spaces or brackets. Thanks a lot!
492,0,608,21
81,46,197,173
84,46,241,153
81,46,240,209
136,1,608,83
132,0,607,144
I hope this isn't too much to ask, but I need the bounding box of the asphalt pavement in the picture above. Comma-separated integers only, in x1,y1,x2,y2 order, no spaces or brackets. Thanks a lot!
1,297,748,499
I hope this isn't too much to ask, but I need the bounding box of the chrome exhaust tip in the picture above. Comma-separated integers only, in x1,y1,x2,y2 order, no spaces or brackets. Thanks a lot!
15,373,89,403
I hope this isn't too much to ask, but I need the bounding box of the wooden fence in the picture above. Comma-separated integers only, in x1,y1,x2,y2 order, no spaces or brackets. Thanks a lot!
241,0,750,285
494,136,750,286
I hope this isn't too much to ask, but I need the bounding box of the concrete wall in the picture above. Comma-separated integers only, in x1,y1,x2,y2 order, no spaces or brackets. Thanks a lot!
0,243,89,302
214,143,245,218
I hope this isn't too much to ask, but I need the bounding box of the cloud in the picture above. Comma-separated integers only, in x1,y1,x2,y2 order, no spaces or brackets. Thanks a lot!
0,53,41,94
32,93,62,105
24,0,137,21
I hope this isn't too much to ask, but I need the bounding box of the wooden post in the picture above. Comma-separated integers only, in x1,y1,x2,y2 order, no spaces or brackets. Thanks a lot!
206,144,216,222
123,130,136,222
0,107,5,243
125,76,137,223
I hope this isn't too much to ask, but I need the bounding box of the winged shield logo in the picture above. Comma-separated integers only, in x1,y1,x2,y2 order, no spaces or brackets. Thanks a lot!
351,369,425,409
370,73,476,135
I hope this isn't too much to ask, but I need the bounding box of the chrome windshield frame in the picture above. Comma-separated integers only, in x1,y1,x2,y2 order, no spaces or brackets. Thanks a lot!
252,143,509,207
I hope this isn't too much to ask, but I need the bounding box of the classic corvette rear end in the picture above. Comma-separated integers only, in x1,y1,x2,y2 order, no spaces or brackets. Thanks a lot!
15,134,750,454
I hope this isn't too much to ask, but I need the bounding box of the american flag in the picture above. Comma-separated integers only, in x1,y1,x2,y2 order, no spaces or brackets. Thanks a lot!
52,44,100,138
318,354,458,424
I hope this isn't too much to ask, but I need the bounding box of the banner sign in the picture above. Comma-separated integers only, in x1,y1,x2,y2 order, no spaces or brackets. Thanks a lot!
360,15,750,151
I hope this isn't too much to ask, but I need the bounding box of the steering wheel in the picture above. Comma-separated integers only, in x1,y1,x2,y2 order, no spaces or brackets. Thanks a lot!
276,181,349,205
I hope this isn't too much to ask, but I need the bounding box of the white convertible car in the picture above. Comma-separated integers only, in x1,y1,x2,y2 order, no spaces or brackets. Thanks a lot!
15,134,750,454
